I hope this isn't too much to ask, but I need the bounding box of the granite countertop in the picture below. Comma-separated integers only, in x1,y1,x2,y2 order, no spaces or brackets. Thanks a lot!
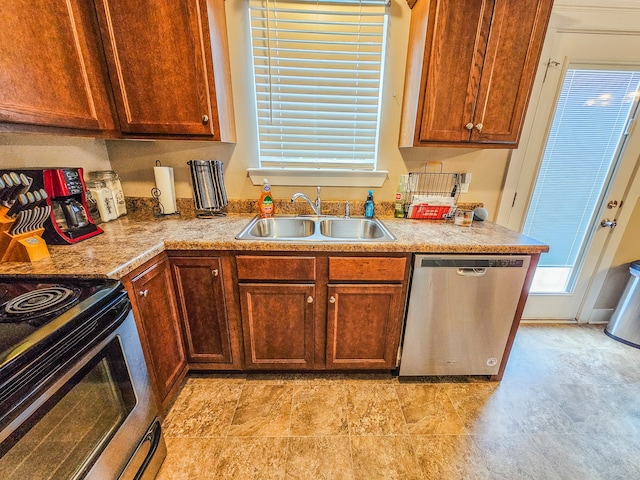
0,209,549,280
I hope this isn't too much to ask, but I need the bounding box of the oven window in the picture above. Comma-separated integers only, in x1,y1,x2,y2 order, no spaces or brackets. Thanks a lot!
0,338,136,480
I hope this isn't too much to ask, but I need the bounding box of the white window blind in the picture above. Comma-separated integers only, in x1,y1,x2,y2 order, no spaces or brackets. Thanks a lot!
248,0,388,170
523,68,640,270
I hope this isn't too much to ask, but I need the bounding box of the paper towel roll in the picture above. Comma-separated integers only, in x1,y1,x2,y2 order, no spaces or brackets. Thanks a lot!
154,166,177,214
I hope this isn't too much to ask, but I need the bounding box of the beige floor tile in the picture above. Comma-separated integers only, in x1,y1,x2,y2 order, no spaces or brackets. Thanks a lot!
446,383,525,435
214,437,288,480
228,384,293,437
346,384,407,435
290,385,349,436
411,435,491,480
155,437,224,480
350,436,423,480
285,437,354,480
395,383,467,434
472,433,562,479
162,383,243,438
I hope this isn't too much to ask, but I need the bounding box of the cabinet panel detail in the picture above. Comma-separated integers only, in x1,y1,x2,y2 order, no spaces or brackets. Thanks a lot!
237,256,316,281
239,283,315,369
329,257,407,282
326,284,404,369
171,257,233,364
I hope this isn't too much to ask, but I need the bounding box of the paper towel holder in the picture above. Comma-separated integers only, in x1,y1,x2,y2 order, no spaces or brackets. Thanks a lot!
152,160,180,217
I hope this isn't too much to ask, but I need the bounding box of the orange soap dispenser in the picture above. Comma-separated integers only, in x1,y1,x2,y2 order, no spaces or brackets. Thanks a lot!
259,178,274,218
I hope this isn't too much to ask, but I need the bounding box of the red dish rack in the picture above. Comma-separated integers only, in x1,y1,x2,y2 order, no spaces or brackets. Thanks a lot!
403,170,461,220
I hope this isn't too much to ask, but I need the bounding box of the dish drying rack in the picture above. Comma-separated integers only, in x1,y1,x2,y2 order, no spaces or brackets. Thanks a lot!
403,168,461,219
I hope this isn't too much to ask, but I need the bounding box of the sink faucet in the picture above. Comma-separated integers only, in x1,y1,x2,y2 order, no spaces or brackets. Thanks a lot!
291,186,322,215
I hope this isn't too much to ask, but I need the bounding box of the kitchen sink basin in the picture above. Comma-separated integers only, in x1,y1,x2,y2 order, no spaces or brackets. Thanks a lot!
244,217,315,238
319,218,388,240
236,215,396,242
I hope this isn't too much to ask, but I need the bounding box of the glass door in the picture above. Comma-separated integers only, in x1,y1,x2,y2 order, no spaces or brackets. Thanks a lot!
500,31,640,321
523,68,640,294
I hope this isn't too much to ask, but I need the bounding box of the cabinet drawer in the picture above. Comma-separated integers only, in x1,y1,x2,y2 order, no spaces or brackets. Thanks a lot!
236,256,316,281
329,257,407,282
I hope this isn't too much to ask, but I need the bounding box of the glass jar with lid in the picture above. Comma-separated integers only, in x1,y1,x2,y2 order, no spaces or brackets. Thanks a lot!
88,170,127,217
85,180,118,222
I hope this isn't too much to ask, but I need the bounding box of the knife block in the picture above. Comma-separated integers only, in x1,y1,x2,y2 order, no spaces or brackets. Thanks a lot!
0,208,49,262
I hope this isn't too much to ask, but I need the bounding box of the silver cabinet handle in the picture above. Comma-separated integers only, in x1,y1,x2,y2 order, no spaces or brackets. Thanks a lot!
329,296,336,304
465,123,474,130
202,114,209,125
212,269,219,277
307,296,314,303
139,289,149,297
475,123,483,132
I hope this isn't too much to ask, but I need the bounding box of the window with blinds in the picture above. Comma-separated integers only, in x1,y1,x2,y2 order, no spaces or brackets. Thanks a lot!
248,0,388,170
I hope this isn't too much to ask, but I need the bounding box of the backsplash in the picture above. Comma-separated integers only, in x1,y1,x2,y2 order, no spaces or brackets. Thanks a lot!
125,197,483,219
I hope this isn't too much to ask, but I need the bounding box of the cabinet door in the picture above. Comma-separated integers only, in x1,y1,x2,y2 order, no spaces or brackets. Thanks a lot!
130,257,187,407
0,0,115,132
239,283,315,369
171,257,235,365
326,284,404,369
417,0,494,143
470,0,553,144
94,0,216,136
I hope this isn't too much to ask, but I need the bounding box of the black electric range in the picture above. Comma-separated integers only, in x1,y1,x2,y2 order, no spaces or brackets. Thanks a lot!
0,277,123,364
0,276,128,434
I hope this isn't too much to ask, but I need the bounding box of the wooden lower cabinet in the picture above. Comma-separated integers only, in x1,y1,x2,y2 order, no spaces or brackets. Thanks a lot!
239,283,316,369
326,284,405,369
236,253,410,371
123,254,187,410
170,254,241,368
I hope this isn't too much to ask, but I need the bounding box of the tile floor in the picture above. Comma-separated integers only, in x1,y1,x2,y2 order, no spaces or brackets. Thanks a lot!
156,324,640,479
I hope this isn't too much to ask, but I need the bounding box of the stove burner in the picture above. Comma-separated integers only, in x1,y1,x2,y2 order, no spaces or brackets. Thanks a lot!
1,285,82,325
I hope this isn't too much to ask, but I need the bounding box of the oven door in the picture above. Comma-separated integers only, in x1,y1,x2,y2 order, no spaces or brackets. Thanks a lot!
0,308,166,480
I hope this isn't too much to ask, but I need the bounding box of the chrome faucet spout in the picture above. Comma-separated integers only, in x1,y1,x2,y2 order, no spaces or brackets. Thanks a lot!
291,187,322,215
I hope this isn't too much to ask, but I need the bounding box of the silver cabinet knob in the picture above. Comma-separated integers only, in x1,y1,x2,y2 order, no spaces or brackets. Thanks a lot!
329,296,336,304
212,269,219,277
475,123,483,132
307,296,314,303
202,114,209,125
139,289,149,297
465,123,474,130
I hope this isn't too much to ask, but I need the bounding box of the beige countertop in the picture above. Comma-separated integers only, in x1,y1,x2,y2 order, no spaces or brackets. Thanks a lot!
0,212,549,280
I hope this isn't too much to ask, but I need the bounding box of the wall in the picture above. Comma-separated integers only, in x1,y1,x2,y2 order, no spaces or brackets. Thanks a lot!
103,0,507,214
0,133,112,172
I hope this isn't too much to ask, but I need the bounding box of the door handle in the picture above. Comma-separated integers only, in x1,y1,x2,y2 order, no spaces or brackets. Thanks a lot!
601,219,617,229
456,268,487,277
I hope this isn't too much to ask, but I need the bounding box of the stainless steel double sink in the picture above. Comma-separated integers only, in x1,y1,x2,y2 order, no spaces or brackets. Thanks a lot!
235,215,396,242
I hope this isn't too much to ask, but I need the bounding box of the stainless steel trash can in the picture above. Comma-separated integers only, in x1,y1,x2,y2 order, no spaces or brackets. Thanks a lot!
605,260,640,348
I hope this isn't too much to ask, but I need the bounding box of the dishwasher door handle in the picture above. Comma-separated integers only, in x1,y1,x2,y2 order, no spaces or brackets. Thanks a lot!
456,267,487,277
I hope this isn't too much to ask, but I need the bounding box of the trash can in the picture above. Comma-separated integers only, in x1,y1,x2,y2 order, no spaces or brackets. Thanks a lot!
605,260,640,348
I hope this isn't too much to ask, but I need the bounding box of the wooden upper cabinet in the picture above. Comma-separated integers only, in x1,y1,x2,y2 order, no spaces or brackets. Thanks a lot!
399,0,553,148
0,0,115,133
93,0,236,140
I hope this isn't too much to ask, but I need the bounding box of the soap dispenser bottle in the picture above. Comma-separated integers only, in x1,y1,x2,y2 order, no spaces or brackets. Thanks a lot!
364,189,375,218
259,179,274,218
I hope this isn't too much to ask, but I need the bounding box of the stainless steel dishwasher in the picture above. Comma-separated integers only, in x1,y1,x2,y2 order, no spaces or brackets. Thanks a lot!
399,254,530,376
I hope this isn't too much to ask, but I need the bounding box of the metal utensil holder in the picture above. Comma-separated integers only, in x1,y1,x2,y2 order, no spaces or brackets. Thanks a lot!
404,165,461,219
188,160,228,217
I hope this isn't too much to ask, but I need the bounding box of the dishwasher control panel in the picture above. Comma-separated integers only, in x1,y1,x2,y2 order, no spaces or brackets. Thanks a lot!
419,257,526,268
